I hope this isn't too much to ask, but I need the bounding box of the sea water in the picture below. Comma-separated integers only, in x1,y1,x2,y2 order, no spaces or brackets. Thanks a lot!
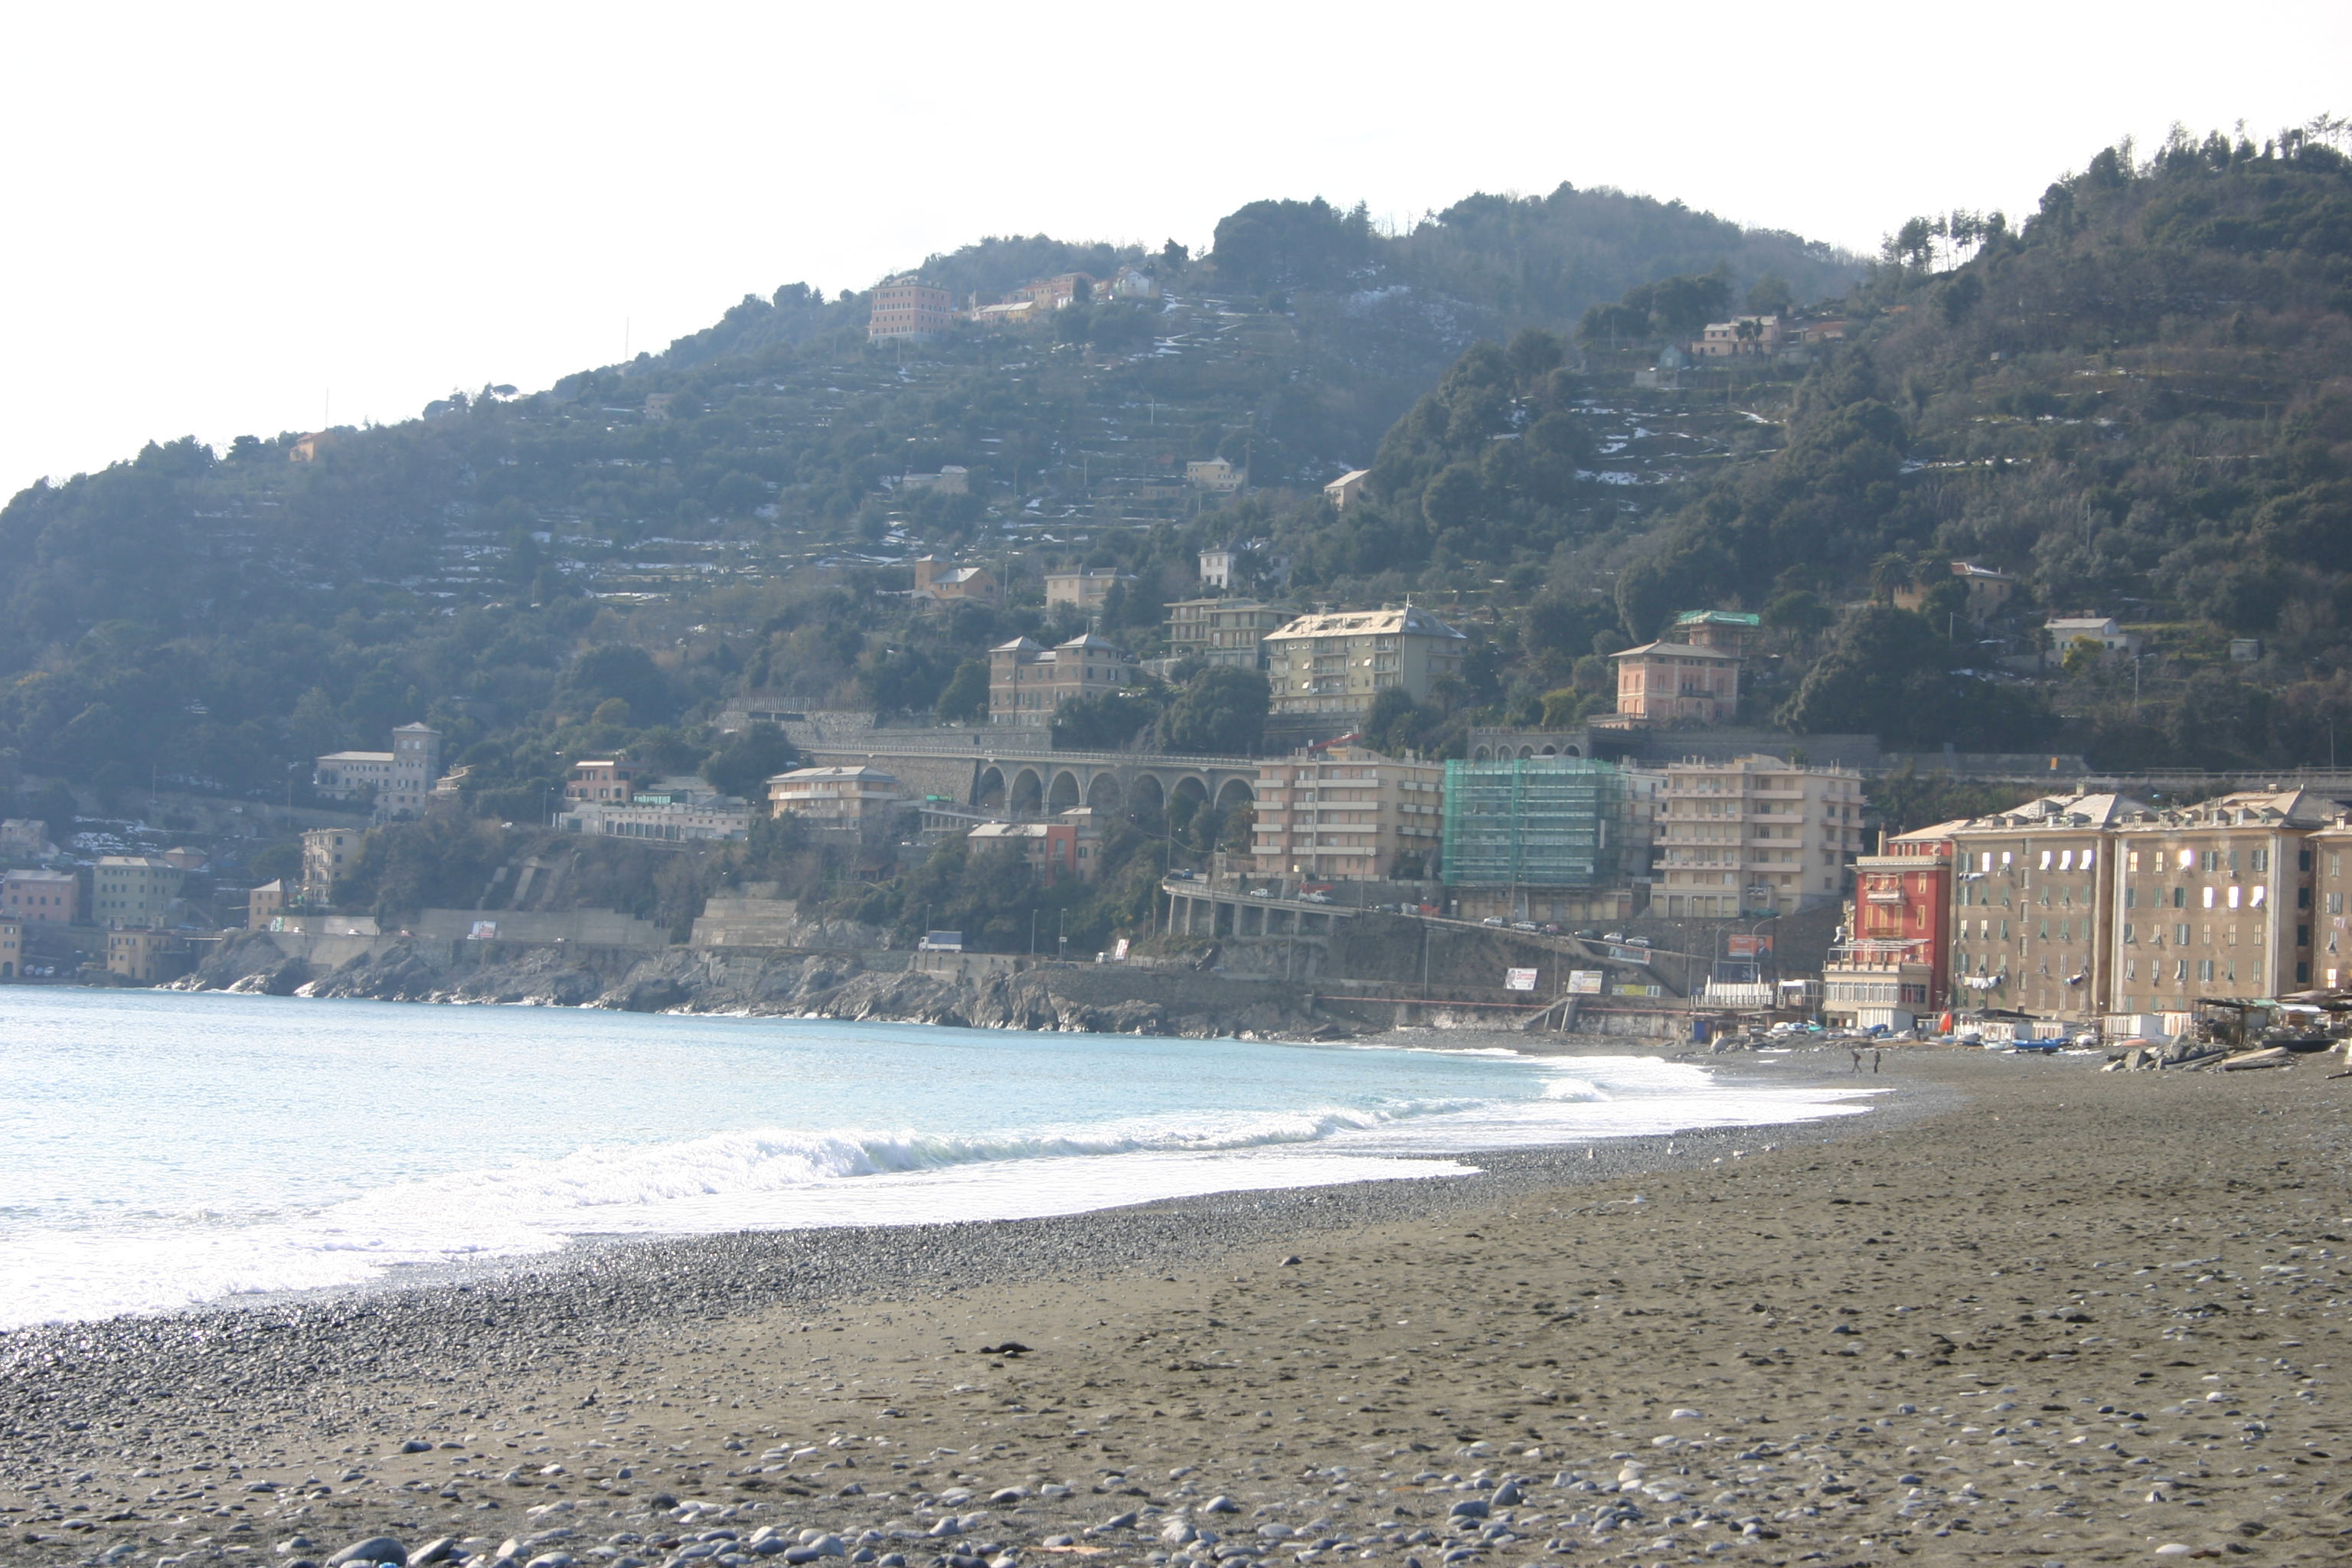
0,988,1872,1328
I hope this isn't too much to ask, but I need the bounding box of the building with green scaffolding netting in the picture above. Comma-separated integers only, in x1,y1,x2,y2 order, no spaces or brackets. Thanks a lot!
1441,757,1636,920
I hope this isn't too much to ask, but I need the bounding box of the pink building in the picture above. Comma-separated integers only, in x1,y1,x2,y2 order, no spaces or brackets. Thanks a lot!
2,867,78,925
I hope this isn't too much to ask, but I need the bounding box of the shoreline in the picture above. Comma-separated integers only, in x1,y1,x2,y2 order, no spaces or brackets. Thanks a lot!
6,1045,2346,1566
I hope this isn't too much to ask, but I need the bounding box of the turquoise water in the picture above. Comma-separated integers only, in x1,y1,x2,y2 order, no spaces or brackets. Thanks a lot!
0,988,1870,1327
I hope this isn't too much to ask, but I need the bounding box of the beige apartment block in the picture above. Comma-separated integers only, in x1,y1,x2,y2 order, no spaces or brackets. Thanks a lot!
301,829,360,905
1262,606,1468,719
1044,568,1129,612
1165,598,1286,669
1186,459,1246,493
1944,792,2148,1021
2306,817,2352,987
1651,754,1864,918
2105,790,2332,1014
988,632,1135,727
767,766,906,831
1250,745,1445,882
93,855,182,929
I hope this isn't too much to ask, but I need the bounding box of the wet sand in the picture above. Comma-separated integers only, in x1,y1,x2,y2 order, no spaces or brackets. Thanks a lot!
3,1044,2347,1568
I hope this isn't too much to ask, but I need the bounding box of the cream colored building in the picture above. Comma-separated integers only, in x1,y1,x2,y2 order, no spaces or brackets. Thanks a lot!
0,914,19,976
1198,547,1236,589
2105,790,2331,1014
988,632,1135,727
1322,469,1370,508
1044,568,1128,611
767,766,905,831
1186,458,1246,493
1262,606,1468,718
313,722,440,822
1651,754,1864,918
93,855,182,929
301,828,360,905
1165,598,1285,669
1250,746,1444,882
1944,792,2148,1021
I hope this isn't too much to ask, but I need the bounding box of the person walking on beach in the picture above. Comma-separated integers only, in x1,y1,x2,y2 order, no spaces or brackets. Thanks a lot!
1851,1047,1864,1073
1873,1048,1883,1073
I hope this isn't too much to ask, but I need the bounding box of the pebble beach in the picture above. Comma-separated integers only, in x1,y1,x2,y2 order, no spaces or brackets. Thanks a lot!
3,1043,2346,1568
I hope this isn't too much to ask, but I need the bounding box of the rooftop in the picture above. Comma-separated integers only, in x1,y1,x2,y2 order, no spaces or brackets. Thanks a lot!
1266,606,1466,642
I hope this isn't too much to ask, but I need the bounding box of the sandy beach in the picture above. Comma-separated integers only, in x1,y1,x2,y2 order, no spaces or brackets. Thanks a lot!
3,1043,2347,1568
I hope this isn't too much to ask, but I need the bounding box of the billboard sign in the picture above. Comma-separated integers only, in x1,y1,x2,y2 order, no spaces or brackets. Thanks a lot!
1504,968,1539,992
1727,934,1773,959
1566,970,1603,995
1606,943,1651,965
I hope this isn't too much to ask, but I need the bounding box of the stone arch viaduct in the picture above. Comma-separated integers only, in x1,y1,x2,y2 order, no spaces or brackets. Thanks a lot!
799,737,1259,820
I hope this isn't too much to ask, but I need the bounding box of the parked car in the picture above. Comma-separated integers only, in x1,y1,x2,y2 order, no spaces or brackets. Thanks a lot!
1246,888,1272,898
1573,929,1603,941
1602,931,1625,942
1621,935,1652,948
1481,916,1507,926
1511,920,1539,932
1301,891,1333,904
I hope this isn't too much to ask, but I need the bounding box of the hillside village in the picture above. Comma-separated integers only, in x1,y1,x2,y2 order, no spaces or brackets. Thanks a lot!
6,127,2352,1050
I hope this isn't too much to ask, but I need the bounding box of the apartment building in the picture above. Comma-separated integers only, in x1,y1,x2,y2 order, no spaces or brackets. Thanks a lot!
1262,606,1468,719
1439,755,1655,923
867,275,956,342
1322,469,1370,508
1186,459,1246,493
248,879,286,929
93,855,182,929
1044,568,1128,612
1165,598,1286,669
1252,745,1445,883
766,766,905,831
988,632,1135,727
1845,821,1962,1005
2,867,79,924
1651,754,1864,918
566,760,642,802
301,829,359,905
2105,790,2332,1014
969,808,1106,884
0,915,19,976
106,927,186,983
1944,793,2147,1021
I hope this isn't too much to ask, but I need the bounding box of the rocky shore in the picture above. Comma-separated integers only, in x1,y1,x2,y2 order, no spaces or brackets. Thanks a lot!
178,933,1321,1039
5,1047,2350,1566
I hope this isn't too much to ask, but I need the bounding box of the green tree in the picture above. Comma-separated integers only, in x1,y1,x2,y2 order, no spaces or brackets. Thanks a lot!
1155,667,1270,755
702,723,799,802
936,660,989,724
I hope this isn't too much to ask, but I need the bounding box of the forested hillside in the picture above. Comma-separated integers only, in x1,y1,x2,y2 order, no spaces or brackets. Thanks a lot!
0,180,1856,815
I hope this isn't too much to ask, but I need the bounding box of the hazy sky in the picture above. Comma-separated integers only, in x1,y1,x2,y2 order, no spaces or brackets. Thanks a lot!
2,2,2343,494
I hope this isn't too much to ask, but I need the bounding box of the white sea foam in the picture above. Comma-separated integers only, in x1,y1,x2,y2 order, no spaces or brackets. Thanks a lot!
0,991,1876,1328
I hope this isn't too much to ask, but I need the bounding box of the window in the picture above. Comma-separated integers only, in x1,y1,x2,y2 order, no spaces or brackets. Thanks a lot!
2125,958,2138,981
2298,925,2312,948
2125,887,2138,910
2128,849,2141,874
2176,923,2191,945
2174,959,2189,982
2084,848,2097,869
2252,885,2267,907
2203,886,2216,909
2331,892,2345,916
2301,849,2314,872
2172,887,2187,908
2177,848,2195,871
2253,849,2271,873
2229,885,2242,910
2122,923,2136,944
2199,959,2215,983
2040,850,2053,870
2300,886,2313,909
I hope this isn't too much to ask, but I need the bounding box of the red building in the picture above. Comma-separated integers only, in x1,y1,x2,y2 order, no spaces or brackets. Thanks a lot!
1850,820,1962,1004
